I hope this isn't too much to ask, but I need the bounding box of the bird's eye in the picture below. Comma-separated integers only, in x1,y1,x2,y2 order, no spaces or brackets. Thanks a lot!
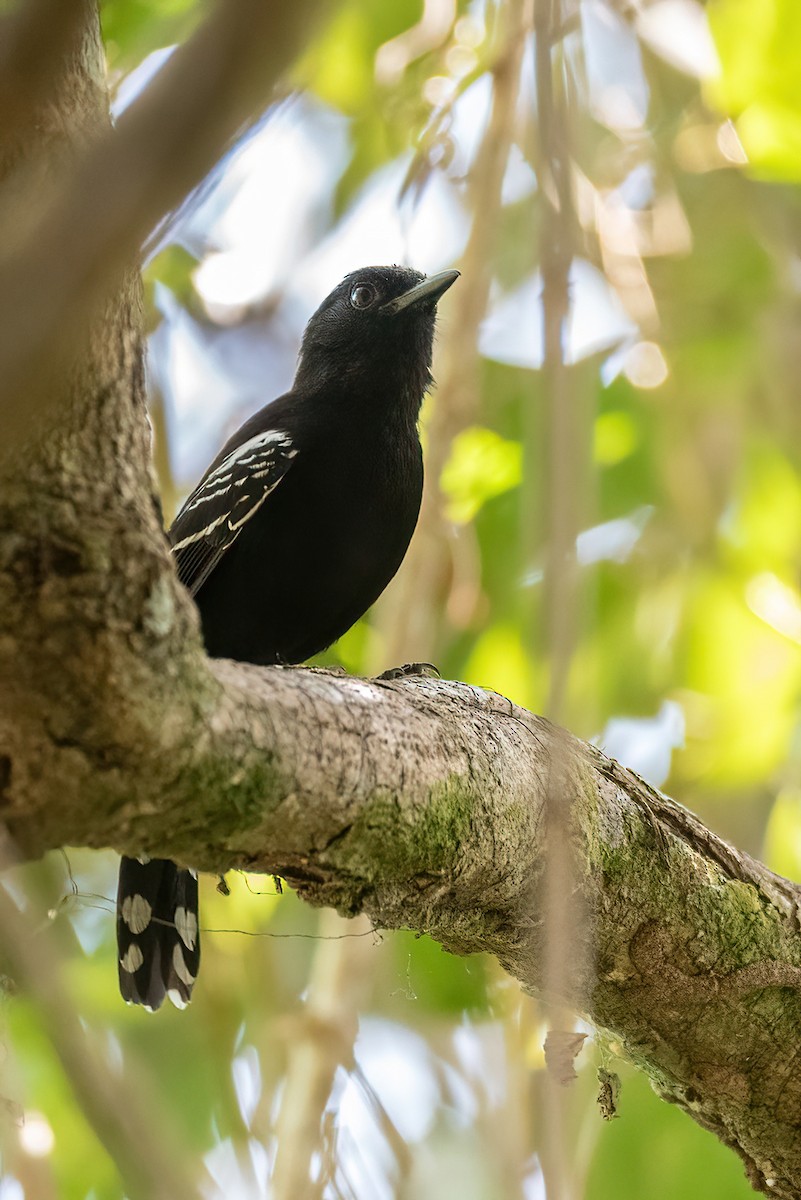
350,283,376,309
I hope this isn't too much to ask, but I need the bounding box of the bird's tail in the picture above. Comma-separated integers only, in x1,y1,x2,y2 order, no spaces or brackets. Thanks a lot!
116,856,200,1010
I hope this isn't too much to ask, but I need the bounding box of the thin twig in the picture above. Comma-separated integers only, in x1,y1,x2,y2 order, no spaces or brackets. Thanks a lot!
378,0,530,662
271,911,378,1200
535,1,586,1197
0,874,204,1200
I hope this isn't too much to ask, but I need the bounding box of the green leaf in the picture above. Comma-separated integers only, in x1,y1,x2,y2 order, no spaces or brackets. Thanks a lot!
441,426,523,525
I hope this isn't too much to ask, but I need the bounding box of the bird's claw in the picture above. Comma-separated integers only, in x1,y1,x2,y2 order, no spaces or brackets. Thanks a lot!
377,662,441,681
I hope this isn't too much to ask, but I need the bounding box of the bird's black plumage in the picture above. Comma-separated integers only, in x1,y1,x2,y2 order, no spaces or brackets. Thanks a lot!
117,264,458,1009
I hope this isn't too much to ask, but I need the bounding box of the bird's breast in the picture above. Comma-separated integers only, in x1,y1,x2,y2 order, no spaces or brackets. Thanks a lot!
299,423,422,567
198,422,424,664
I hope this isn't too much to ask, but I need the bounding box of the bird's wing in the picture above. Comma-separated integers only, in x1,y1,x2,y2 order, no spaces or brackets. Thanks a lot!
169,429,297,597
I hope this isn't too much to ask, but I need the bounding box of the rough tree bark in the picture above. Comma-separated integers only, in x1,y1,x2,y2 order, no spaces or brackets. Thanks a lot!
0,4,800,1199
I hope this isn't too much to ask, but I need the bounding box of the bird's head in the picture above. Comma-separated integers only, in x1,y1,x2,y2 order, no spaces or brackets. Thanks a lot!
295,265,459,406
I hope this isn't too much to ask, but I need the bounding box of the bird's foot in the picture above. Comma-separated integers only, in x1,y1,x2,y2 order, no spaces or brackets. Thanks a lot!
377,662,441,681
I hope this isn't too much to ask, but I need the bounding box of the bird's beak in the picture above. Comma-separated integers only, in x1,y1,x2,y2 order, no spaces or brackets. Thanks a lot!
381,269,460,316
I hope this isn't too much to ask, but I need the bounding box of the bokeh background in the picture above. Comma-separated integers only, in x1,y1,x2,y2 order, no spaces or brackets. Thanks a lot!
3,0,801,1195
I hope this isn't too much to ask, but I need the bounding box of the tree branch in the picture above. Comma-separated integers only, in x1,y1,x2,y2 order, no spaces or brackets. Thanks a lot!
3,654,801,1195
0,0,332,445
0,0,89,166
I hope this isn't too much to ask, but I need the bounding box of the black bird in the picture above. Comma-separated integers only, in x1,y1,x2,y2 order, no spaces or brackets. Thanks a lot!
117,264,459,1009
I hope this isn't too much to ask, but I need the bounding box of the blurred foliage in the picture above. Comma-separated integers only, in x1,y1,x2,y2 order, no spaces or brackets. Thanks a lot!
142,244,199,330
707,0,801,179
100,0,201,74
586,1064,756,1200
5,0,801,1197
441,426,523,524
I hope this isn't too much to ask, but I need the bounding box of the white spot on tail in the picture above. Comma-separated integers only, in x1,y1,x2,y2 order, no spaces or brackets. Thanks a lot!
120,943,144,973
172,943,196,987
121,894,152,934
174,906,198,950
168,988,188,1010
